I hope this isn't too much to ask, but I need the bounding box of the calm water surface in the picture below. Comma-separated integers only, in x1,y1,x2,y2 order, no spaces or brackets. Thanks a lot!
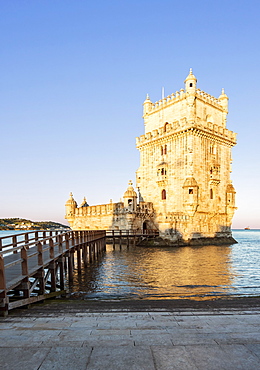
1,230,260,300
68,230,260,300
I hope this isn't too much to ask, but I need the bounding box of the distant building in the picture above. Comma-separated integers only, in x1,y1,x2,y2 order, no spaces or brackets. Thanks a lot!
65,70,237,244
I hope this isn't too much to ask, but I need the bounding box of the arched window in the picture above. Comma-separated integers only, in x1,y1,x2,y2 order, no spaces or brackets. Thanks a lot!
161,168,164,175
190,83,193,87
161,146,164,155
162,189,166,200
164,145,167,154
210,188,213,199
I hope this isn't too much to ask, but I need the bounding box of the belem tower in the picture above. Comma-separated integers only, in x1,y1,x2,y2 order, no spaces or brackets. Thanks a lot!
65,70,237,245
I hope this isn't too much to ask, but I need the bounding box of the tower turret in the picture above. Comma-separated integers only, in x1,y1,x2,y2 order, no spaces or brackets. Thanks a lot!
218,88,229,112
185,68,197,123
218,88,229,126
65,192,77,219
143,94,153,116
123,180,137,211
184,68,197,94
80,197,89,207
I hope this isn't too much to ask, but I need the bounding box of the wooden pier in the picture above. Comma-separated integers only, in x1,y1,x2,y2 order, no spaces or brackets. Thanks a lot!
0,230,106,316
106,229,159,248
0,229,159,315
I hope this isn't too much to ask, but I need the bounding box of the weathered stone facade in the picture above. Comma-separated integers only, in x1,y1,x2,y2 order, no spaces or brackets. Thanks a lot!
65,182,155,231
65,70,237,244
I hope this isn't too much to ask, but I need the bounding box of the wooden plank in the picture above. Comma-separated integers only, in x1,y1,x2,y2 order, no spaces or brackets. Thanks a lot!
9,290,67,310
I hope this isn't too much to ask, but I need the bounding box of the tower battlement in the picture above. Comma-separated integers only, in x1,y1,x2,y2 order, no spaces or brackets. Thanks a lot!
146,88,223,115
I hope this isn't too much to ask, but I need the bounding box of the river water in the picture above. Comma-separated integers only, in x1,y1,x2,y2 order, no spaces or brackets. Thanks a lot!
1,229,260,300
69,230,260,300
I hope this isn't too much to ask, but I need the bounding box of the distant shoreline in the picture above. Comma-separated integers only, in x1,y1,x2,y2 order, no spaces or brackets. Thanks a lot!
0,218,70,231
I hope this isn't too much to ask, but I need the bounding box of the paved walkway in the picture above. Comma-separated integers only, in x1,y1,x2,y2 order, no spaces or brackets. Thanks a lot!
1,307,260,369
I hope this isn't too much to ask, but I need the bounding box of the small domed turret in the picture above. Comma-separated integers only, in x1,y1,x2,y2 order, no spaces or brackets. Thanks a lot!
123,180,137,210
65,192,77,207
80,197,89,207
65,192,77,219
218,88,229,113
184,68,197,93
143,94,153,115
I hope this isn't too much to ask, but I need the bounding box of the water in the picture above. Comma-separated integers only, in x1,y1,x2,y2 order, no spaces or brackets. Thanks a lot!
69,230,260,300
1,229,260,300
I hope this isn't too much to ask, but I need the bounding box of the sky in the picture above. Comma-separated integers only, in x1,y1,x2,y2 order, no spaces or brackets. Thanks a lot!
0,0,259,228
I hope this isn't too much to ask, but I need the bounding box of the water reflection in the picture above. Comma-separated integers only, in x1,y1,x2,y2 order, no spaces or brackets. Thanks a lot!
68,231,260,300
68,243,238,300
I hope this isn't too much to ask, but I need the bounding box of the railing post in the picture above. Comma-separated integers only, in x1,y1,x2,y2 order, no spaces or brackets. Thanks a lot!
37,241,43,266
65,233,70,249
12,235,18,254
49,238,54,259
0,254,7,294
0,239,2,252
24,233,29,249
36,242,44,295
21,246,28,276
42,231,46,244
58,234,63,253
0,254,8,316
21,246,30,299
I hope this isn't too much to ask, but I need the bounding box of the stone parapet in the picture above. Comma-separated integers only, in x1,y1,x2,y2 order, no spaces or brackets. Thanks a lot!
136,124,237,148
143,88,224,117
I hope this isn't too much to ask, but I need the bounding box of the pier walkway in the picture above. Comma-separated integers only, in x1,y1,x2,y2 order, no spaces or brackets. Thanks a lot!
0,229,159,315
0,230,106,316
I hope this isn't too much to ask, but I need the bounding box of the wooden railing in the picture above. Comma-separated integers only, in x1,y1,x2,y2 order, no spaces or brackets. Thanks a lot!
106,229,159,237
0,230,106,316
0,230,67,253
0,228,159,315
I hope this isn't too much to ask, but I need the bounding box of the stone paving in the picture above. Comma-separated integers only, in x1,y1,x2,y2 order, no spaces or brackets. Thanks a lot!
1,309,260,369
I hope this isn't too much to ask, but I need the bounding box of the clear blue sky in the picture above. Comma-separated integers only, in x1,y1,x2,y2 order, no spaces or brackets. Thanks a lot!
0,0,259,228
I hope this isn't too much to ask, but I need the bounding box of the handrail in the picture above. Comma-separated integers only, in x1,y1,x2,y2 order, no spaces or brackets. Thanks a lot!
0,229,155,255
0,229,107,315
106,229,159,236
0,230,106,279
0,230,69,251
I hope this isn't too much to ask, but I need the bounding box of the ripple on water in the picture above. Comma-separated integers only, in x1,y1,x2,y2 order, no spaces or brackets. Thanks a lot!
67,230,260,300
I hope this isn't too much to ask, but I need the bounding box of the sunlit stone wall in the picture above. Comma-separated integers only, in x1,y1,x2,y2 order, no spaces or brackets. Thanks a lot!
136,70,237,241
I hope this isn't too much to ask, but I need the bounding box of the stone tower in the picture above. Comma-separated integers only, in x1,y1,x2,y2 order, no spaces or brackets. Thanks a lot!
136,69,237,243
